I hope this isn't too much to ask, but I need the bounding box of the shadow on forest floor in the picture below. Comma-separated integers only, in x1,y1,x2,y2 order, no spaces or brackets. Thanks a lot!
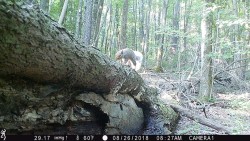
140,72,250,134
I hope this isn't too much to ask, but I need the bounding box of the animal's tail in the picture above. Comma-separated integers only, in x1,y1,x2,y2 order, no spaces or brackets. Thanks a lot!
133,51,143,71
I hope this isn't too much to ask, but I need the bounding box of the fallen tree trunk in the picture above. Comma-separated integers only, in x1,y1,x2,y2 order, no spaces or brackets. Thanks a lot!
0,1,142,97
169,104,232,134
0,1,179,135
0,0,145,134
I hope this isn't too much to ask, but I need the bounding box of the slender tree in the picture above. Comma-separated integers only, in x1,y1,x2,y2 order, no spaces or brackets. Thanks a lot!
156,0,168,72
99,5,109,50
58,0,69,25
75,0,83,39
120,0,129,49
143,0,152,69
93,0,104,47
243,0,250,78
171,0,180,50
183,0,192,49
232,0,245,79
82,0,93,45
132,0,138,50
199,0,214,101
139,0,145,51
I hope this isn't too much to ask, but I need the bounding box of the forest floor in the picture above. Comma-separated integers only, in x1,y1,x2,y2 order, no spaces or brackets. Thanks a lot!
140,72,250,135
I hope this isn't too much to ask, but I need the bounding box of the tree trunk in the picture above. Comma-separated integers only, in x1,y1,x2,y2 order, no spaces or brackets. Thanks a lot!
171,0,180,50
0,1,142,99
139,0,145,51
82,0,93,45
93,0,104,48
74,0,83,39
143,0,152,70
113,3,120,51
104,4,112,55
58,0,69,25
183,0,192,49
232,0,244,80
0,0,180,135
244,0,250,78
120,0,129,49
91,0,99,40
199,0,214,101
155,0,168,72
100,5,109,51
0,1,144,134
132,0,138,50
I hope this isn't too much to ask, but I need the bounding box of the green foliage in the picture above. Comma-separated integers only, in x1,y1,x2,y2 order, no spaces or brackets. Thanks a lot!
49,0,62,21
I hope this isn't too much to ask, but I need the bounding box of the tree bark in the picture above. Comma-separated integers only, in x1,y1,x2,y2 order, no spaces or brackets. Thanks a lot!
93,0,104,48
82,0,93,45
143,0,152,70
199,0,214,101
155,0,168,72
183,0,192,49
232,0,244,80
171,0,180,50
132,0,138,50
100,5,109,51
139,0,145,51
0,1,143,98
120,0,129,49
244,0,250,77
74,0,83,39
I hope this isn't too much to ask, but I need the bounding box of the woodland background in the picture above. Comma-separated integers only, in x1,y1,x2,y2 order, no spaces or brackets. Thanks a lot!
34,0,250,100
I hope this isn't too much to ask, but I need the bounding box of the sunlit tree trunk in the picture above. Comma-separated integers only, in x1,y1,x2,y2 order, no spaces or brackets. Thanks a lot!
244,0,250,78
104,3,112,55
120,0,129,49
93,0,104,47
183,0,192,49
199,0,214,101
171,0,180,50
75,0,83,39
113,4,120,51
232,0,245,80
132,0,138,50
155,0,168,72
58,0,69,25
82,0,93,45
139,0,145,51
143,0,152,69
99,5,109,51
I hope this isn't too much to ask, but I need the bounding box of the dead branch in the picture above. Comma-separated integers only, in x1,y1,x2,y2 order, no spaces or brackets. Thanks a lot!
167,103,232,135
214,57,250,77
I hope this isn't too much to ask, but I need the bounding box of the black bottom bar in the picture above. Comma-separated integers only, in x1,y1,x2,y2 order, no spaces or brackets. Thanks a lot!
1,135,250,141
